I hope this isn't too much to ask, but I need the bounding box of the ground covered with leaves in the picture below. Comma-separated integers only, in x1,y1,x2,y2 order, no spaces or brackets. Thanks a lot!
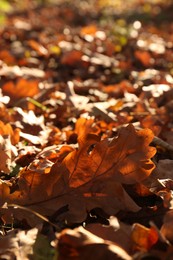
0,0,173,259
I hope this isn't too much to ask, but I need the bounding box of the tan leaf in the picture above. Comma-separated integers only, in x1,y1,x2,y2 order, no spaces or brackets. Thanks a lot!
0,228,38,259
0,135,16,173
86,217,132,253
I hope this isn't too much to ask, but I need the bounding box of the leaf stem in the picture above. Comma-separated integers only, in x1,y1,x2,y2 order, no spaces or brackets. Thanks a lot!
7,203,60,229
27,97,47,111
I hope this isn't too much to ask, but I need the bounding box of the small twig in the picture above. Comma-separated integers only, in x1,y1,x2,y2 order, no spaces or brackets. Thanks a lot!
7,203,60,229
27,97,47,111
116,123,173,152
152,136,173,152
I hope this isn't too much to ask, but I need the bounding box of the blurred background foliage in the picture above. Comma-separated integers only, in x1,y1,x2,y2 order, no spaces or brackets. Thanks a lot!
0,0,172,25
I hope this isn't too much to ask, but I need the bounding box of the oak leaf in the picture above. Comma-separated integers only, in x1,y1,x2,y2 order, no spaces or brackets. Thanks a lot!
75,117,100,138
0,124,156,225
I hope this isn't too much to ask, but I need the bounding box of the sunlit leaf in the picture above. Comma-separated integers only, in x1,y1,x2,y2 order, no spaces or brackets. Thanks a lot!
0,124,156,225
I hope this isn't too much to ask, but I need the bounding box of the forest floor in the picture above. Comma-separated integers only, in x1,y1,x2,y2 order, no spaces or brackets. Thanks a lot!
0,0,173,259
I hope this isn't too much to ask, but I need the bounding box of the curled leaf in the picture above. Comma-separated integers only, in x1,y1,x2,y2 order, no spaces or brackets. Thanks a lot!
131,223,158,250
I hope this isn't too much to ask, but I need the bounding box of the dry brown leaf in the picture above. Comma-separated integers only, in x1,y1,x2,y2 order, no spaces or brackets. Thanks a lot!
86,217,132,253
61,50,83,66
0,124,156,225
55,226,132,260
160,210,173,244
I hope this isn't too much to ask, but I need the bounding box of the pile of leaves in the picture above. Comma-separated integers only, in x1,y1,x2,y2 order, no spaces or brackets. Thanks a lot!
0,0,173,259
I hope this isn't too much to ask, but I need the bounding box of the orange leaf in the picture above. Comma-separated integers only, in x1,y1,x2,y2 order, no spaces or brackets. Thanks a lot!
0,50,16,65
131,223,158,250
0,120,20,145
28,40,48,56
80,24,97,36
2,78,39,103
75,117,100,139
65,124,156,188
135,50,152,67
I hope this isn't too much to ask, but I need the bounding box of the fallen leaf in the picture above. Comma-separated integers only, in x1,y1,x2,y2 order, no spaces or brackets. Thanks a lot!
0,64,45,78
0,120,20,145
55,226,132,260
74,117,100,138
0,135,17,173
0,228,38,259
135,50,152,67
0,124,155,225
28,40,48,56
86,216,132,253
65,124,156,187
2,78,39,104
131,223,158,250
0,50,16,65
61,50,83,66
